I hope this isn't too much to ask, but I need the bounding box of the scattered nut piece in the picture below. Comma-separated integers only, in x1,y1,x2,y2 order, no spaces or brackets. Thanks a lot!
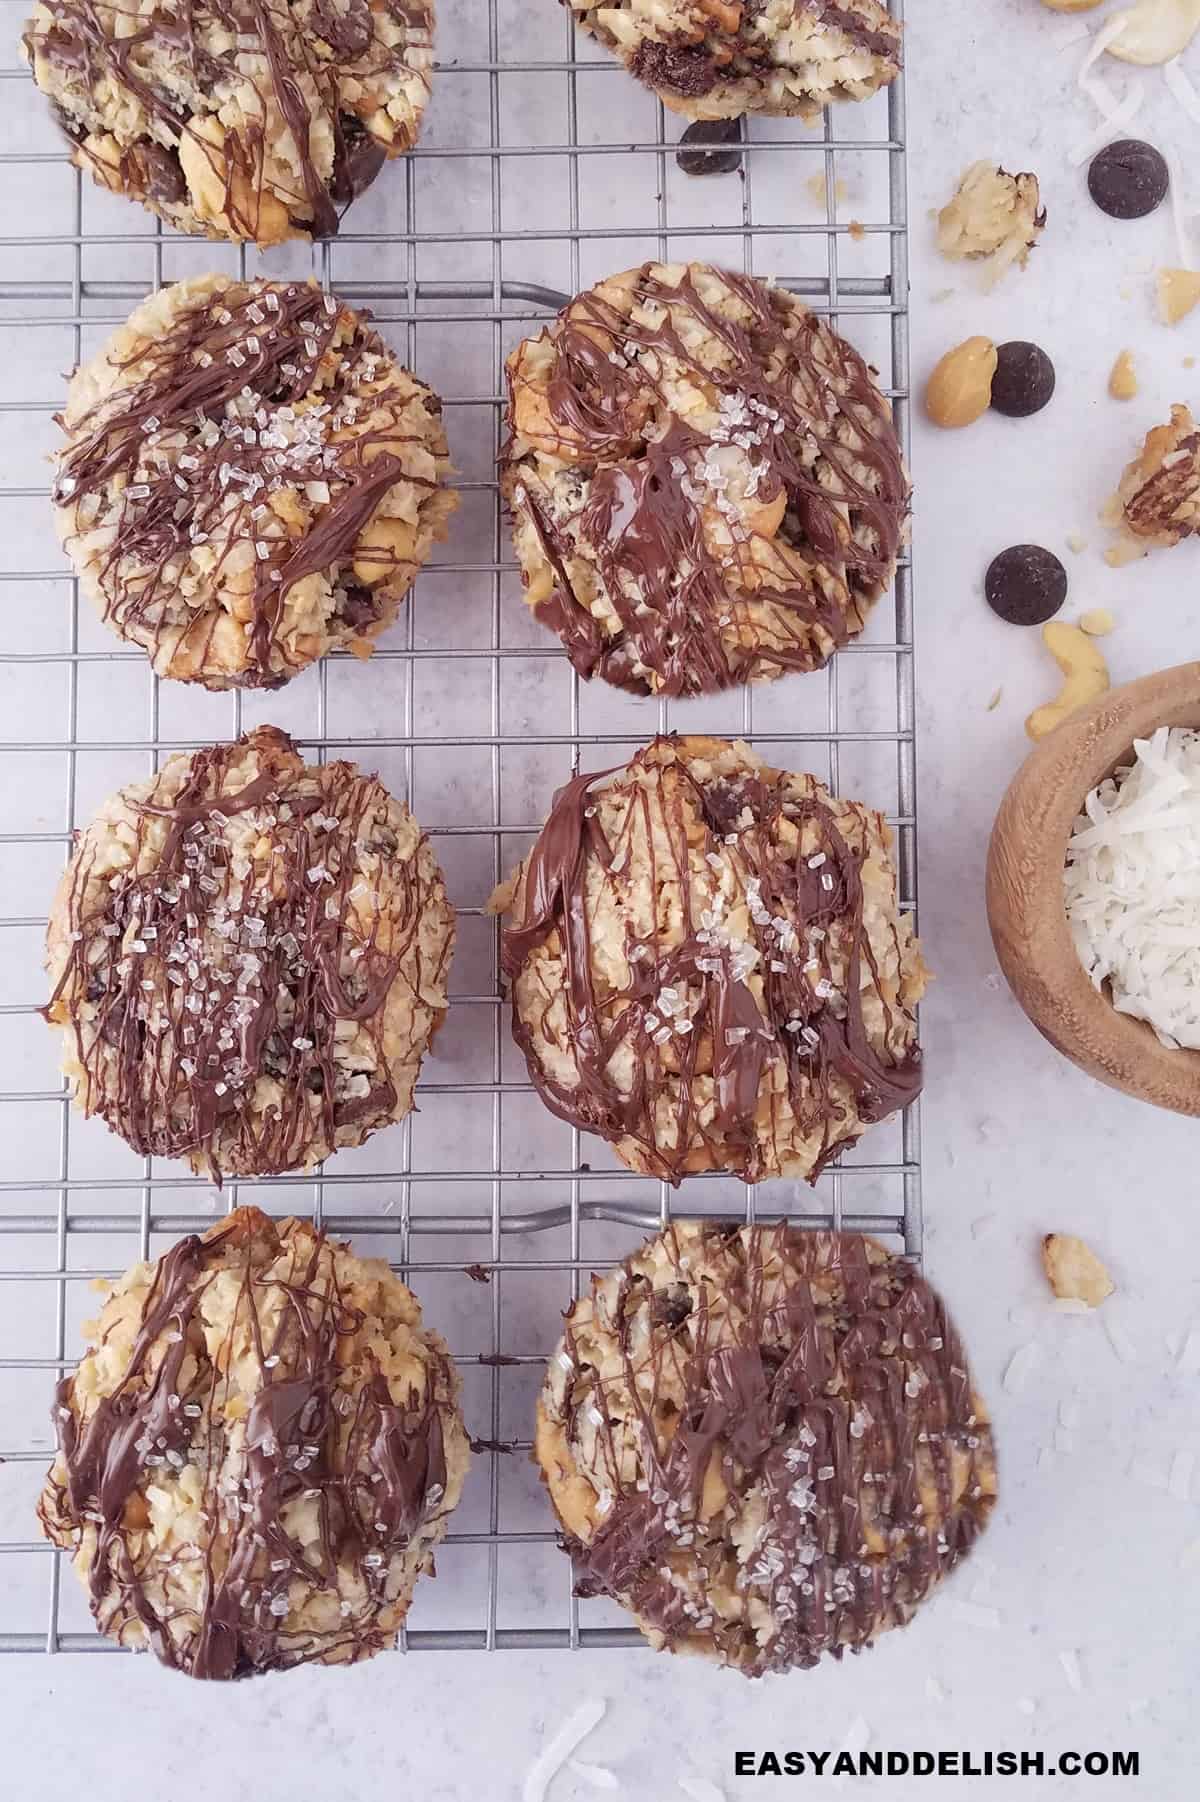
1185,355,1197,369
1042,1234,1115,1308
1079,608,1116,635
937,162,1046,285
987,687,1003,711
1040,0,1104,10
1026,622,1110,740
1158,268,1200,325
1106,403,1200,562
1066,532,1089,554
924,336,998,428
1105,0,1200,66
1108,349,1139,399
847,219,866,242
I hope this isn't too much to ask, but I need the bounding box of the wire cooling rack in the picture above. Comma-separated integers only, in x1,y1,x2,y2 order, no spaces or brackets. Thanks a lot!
0,0,916,1655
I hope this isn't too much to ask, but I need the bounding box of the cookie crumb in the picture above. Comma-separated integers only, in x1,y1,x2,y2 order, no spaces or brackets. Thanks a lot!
1042,1233,1115,1307
1079,608,1115,635
1110,403,1200,555
936,161,1046,285
806,172,848,208
1066,531,1089,554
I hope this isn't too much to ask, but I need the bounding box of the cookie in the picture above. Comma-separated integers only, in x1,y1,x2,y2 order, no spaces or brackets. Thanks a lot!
39,1207,470,1678
1110,404,1200,554
22,0,435,244
53,275,456,691
44,726,455,1181
536,1222,996,1676
501,262,909,698
490,735,926,1186
563,1,902,123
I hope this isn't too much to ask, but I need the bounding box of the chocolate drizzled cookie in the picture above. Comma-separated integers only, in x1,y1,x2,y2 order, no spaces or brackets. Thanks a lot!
491,736,926,1185
39,1208,471,1678
22,0,435,244
562,0,902,123
537,1222,996,1677
52,275,455,690
44,726,455,1179
501,262,909,698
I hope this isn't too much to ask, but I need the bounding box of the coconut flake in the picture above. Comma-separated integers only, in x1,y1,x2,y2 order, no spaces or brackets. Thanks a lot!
679,1781,727,1802
523,1699,606,1802
1165,52,1200,126
1071,16,1147,165
1058,1648,1086,1694
1169,1448,1195,1501
1103,1316,1139,1364
1003,1342,1040,1394
924,1675,947,1703
1065,729,1200,1050
568,1760,620,1792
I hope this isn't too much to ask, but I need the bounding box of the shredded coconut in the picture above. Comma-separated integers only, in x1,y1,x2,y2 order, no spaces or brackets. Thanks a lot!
1065,728,1200,1049
523,1699,607,1802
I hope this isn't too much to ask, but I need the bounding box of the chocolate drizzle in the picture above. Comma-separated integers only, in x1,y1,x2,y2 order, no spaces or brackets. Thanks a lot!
499,737,923,1186
39,1209,463,1679
23,0,434,241
44,725,454,1180
502,262,909,697
53,276,451,688
542,1224,995,1677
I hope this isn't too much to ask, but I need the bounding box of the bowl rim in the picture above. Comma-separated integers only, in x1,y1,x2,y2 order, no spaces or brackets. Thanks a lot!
986,659,1200,1114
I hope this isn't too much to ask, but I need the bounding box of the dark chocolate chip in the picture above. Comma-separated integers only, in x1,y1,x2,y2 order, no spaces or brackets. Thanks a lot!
984,545,1068,626
630,38,720,99
676,118,743,179
331,113,387,206
990,342,1056,418
123,140,187,207
1087,139,1169,221
337,583,381,629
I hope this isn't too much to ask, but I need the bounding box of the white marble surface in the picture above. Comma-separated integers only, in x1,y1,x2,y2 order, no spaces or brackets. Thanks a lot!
2,2,1199,1797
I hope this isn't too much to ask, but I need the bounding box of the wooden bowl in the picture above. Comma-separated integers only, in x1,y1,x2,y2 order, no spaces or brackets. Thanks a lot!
986,660,1200,1114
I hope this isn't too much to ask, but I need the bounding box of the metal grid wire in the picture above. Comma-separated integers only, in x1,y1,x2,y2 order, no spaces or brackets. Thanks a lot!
0,0,916,1654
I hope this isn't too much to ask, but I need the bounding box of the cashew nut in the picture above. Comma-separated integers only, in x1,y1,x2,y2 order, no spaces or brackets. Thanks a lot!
352,514,419,585
1025,621,1110,740
698,0,744,28
1105,0,1200,67
924,336,997,429
179,117,290,246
